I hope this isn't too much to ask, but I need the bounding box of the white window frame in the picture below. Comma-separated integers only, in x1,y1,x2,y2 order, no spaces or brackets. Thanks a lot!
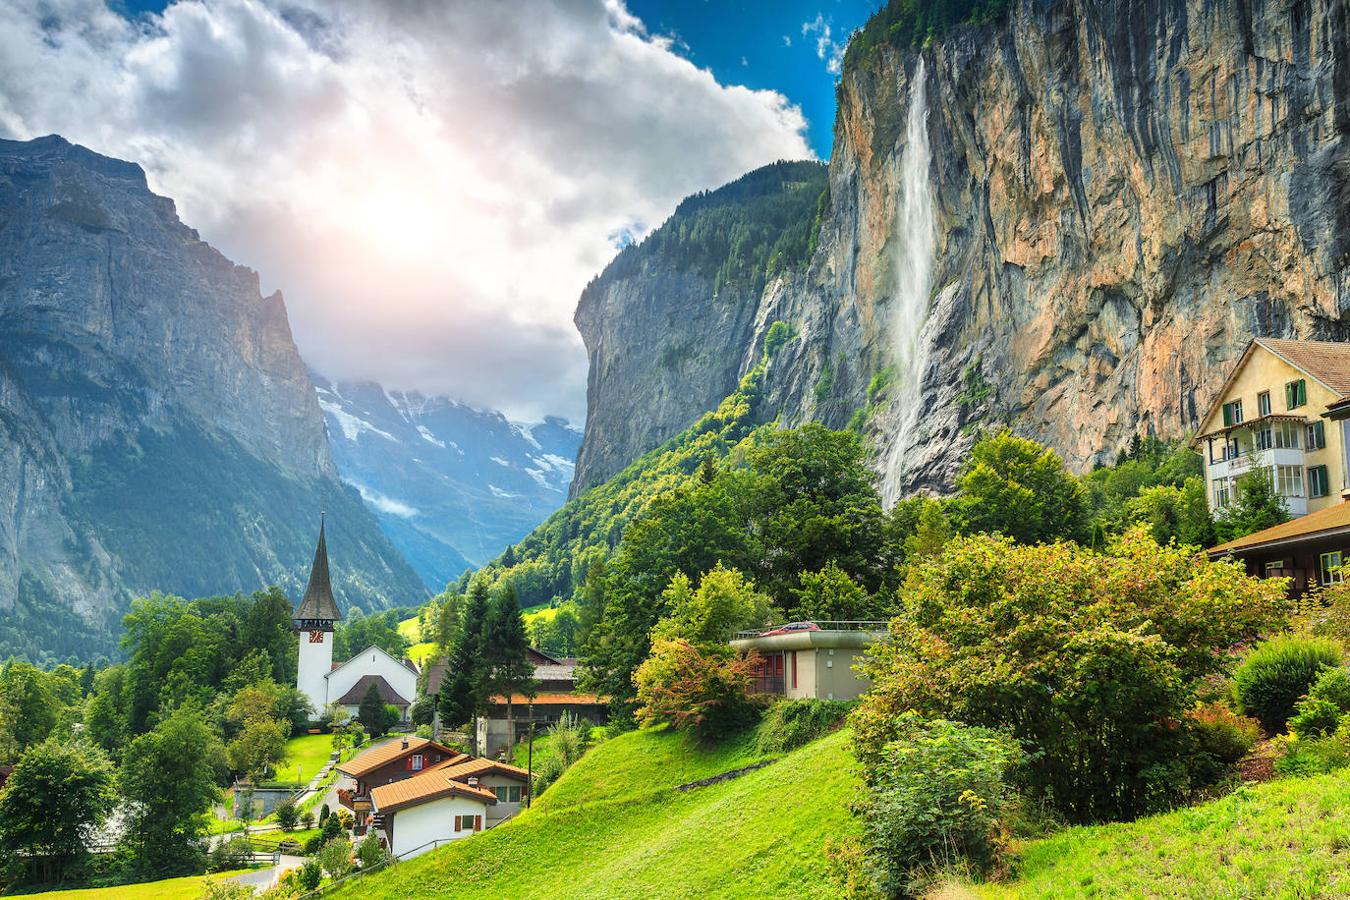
1309,464,1330,498
1275,464,1305,498
1308,421,1326,451
1258,391,1272,416
1321,551,1344,585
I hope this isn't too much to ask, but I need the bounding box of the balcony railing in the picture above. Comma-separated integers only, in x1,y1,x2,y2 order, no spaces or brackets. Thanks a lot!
733,621,889,640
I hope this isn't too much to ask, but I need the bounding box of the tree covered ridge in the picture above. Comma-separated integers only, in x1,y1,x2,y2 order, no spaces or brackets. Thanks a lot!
842,0,1013,73
588,160,828,298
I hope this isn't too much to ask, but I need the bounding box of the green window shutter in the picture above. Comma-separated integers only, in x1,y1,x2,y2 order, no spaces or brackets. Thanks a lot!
1299,379,1307,406
1223,403,1232,427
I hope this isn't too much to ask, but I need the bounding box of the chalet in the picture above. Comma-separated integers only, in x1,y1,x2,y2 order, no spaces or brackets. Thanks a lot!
335,735,464,833
474,648,606,758
352,748,532,858
1193,338,1350,518
292,519,417,720
730,621,889,701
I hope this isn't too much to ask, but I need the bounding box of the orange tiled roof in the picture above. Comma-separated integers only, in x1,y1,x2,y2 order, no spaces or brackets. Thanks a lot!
370,770,498,813
336,736,461,779
492,692,605,706
436,756,531,783
1256,338,1350,396
1209,500,1350,555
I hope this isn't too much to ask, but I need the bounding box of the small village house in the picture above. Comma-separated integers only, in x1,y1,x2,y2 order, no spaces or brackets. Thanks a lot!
1193,338,1350,519
731,621,888,701
337,736,532,858
1197,338,1350,594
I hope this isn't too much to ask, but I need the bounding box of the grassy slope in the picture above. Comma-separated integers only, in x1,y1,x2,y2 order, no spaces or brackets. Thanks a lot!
333,727,859,899
397,615,438,666
24,871,250,899
282,732,336,783
949,771,1350,899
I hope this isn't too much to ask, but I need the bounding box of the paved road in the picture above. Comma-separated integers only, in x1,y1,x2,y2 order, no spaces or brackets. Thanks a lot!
226,854,307,890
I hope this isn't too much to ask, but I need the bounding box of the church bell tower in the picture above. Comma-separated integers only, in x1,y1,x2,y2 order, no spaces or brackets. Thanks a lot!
294,515,342,718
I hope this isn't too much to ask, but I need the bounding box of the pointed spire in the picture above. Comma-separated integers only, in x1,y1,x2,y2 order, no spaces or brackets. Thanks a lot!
295,513,342,622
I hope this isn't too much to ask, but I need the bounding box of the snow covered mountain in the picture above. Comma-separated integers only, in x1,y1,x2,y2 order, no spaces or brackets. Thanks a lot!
313,375,582,590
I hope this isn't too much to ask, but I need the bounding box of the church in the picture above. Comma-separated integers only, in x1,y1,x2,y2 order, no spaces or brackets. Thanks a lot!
293,518,417,721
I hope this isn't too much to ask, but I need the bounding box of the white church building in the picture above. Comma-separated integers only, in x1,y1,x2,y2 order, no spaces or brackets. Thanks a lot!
294,519,417,721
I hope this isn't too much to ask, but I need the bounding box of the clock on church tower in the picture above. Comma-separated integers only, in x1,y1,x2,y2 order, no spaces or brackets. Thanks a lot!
293,516,343,716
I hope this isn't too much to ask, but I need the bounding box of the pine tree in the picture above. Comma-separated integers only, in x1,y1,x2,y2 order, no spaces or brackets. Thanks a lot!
481,583,538,752
438,578,490,750
357,682,387,737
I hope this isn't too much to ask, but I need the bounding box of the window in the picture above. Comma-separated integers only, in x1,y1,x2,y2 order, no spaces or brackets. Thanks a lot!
1274,421,1301,449
1265,560,1288,576
411,754,423,771
1256,427,1273,451
1212,477,1233,508
1309,464,1330,498
1275,465,1305,498
1222,399,1244,426
493,785,523,804
454,814,481,832
1258,391,1272,416
1286,379,1307,409
1308,421,1327,450
1321,551,1344,585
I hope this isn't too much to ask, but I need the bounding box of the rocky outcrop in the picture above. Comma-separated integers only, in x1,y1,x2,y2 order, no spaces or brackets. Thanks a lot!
0,135,426,661
572,0,1350,498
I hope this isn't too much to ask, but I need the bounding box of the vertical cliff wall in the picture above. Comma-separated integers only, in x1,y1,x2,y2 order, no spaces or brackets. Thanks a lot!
572,0,1350,499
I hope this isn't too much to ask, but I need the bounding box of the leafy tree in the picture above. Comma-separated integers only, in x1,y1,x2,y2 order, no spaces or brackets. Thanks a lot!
317,836,354,879
790,563,880,622
358,682,390,738
950,430,1090,544
226,716,287,780
333,608,410,661
298,860,323,891
481,585,539,749
1121,477,1215,547
357,832,390,869
634,639,758,743
274,798,299,831
900,497,952,562
654,565,773,645
119,703,226,875
409,694,436,727
854,530,1289,822
0,660,61,760
1214,468,1289,543
0,737,116,884
83,664,129,758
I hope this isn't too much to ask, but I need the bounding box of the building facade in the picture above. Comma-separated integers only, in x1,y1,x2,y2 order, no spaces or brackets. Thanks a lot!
1195,339,1350,518
730,622,888,701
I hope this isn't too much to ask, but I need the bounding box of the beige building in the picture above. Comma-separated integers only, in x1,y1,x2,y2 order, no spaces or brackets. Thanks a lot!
730,622,887,701
1195,339,1350,518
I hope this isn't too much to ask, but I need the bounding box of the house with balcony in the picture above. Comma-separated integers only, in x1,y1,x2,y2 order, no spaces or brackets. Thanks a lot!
335,735,465,834
1194,338,1350,518
730,621,888,701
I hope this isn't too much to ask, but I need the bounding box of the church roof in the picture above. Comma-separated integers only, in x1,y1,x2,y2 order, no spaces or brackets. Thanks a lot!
335,674,409,707
294,518,342,622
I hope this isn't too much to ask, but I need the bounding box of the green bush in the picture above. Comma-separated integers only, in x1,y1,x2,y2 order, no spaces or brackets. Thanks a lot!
1234,637,1342,734
763,321,796,359
357,832,389,869
533,712,591,796
1187,702,1261,767
1290,697,1343,739
207,836,252,873
1309,666,1350,712
757,699,853,754
858,714,1019,896
1274,722,1350,777
298,860,323,891
273,797,298,831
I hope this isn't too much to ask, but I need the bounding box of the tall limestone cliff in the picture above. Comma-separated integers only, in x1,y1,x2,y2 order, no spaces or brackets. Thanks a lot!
0,135,426,662
572,0,1350,500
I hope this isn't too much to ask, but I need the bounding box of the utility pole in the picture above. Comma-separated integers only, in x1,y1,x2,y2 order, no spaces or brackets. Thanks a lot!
526,721,535,809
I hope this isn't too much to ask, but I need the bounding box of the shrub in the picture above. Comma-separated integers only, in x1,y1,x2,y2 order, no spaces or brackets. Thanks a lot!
1309,666,1350,712
335,808,354,830
857,714,1019,896
1274,722,1350,777
207,836,252,873
297,860,323,891
763,320,796,359
318,804,329,824
1234,637,1341,734
1187,702,1261,765
316,836,353,880
1290,697,1343,739
757,699,853,754
299,810,314,830
356,833,389,869
634,639,760,743
532,712,590,795
854,531,1288,822
273,798,298,831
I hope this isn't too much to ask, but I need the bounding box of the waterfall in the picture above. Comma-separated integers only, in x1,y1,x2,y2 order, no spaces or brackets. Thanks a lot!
879,57,936,506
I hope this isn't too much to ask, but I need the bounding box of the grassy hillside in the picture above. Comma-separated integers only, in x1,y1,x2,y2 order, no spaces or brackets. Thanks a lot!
332,727,859,899
24,871,250,899
945,770,1350,898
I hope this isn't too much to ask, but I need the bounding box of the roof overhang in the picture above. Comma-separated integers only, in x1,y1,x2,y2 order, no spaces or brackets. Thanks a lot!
1192,412,1310,446
1208,523,1350,558
729,630,885,653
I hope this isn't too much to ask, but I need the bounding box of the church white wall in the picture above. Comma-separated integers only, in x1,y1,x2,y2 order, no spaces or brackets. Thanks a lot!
296,630,333,717
326,646,417,707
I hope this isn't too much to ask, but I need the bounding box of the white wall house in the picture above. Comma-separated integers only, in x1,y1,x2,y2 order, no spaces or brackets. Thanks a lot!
383,793,491,858
327,645,418,718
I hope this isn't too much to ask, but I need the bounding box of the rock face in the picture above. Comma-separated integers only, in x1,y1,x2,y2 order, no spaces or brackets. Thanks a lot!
572,0,1350,499
314,374,582,587
0,135,426,661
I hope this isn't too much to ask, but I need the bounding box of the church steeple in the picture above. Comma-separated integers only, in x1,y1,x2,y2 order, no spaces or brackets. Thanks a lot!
294,514,342,624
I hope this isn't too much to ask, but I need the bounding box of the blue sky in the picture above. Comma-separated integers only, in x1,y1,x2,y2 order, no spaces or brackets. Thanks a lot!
626,0,881,158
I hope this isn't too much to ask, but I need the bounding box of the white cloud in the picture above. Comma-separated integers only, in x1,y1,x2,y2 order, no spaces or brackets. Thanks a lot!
343,479,418,518
782,35,792,47
802,13,846,75
0,0,814,421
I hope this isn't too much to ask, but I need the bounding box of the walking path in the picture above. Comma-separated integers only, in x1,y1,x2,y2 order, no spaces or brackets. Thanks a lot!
226,854,307,890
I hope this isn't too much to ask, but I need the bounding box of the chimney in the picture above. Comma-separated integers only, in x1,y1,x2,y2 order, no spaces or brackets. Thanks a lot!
467,776,479,788
401,737,409,750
